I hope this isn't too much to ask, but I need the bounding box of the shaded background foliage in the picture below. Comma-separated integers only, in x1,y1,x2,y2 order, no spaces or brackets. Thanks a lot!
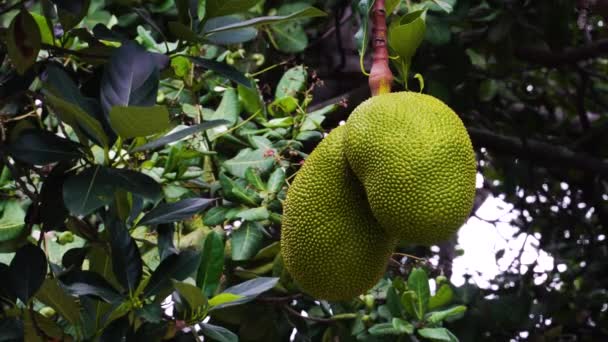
0,0,607,341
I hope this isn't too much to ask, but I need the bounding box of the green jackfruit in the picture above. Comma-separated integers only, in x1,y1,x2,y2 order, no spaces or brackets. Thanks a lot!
345,92,477,245
281,126,395,301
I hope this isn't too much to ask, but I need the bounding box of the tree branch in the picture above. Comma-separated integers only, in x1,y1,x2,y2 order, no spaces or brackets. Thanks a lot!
369,0,393,95
468,128,608,177
515,39,608,66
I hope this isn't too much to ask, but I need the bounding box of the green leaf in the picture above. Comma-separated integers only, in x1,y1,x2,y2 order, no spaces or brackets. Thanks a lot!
0,201,26,242
268,96,298,117
386,0,402,13
368,323,400,336
429,284,454,310
245,167,266,191
267,168,285,193
9,244,47,303
190,57,252,87
204,7,326,34
217,277,278,308
204,206,229,226
173,281,208,311
59,271,123,303
131,120,229,152
139,198,216,225
427,305,467,324
109,106,170,138
223,148,276,179
238,83,263,114
36,279,81,325
270,22,308,53
236,207,270,221
429,0,455,13
106,217,142,293
44,92,109,147
408,268,430,320
275,66,307,100
30,12,55,45
144,250,202,297
425,14,451,45
206,0,261,18
206,88,241,140
6,10,41,74
301,104,337,130
197,231,225,297
208,293,244,307
8,130,85,165
417,327,459,341
168,21,200,43
392,317,414,334
54,0,90,30
231,221,264,261
204,15,258,45
199,323,238,342
388,10,426,62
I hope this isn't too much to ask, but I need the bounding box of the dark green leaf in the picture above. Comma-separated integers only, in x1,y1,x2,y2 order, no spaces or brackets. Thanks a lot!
6,10,41,74
109,105,171,138
106,217,142,293
190,57,252,87
9,244,47,303
52,0,90,30
270,22,307,53
206,0,260,18
100,316,129,342
267,168,285,193
131,120,229,152
106,168,162,201
139,198,216,225
197,231,225,297
59,271,123,303
204,206,229,226
0,318,23,341
7,130,85,165
62,166,114,216
157,223,177,261
173,281,207,311
211,277,278,310
223,148,276,179
39,164,70,230
136,304,163,324
199,323,238,342
245,168,266,191
144,250,202,297
100,41,169,116
231,221,264,261
36,279,81,324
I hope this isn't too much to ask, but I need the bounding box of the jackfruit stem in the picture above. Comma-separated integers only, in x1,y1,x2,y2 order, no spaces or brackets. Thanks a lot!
369,0,393,96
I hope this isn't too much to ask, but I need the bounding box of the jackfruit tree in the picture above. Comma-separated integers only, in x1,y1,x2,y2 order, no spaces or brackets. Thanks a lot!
0,0,606,341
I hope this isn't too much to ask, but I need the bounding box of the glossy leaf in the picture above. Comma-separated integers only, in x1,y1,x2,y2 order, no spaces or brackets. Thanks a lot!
52,0,90,30
173,281,208,311
109,105,170,138
197,231,225,297
231,221,264,261
223,148,276,179
204,206,229,226
388,10,426,61
7,130,85,165
9,244,47,303
39,164,70,230
106,217,142,293
144,250,202,297
429,283,454,310
236,207,269,221
139,198,216,225
62,166,115,216
199,323,238,342
59,270,123,303
100,41,169,116
157,223,177,261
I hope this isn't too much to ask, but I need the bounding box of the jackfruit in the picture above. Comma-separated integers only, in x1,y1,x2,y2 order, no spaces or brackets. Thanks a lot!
281,125,395,301
345,92,476,245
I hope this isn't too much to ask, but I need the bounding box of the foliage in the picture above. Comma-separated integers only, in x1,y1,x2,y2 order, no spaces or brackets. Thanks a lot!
2,0,607,341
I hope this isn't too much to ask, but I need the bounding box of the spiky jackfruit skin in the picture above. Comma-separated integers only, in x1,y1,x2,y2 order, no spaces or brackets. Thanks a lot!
281,126,395,301
345,92,476,245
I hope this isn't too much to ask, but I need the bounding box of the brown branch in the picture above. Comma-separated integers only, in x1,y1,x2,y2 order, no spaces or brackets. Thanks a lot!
468,128,608,177
369,0,393,95
515,39,608,66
